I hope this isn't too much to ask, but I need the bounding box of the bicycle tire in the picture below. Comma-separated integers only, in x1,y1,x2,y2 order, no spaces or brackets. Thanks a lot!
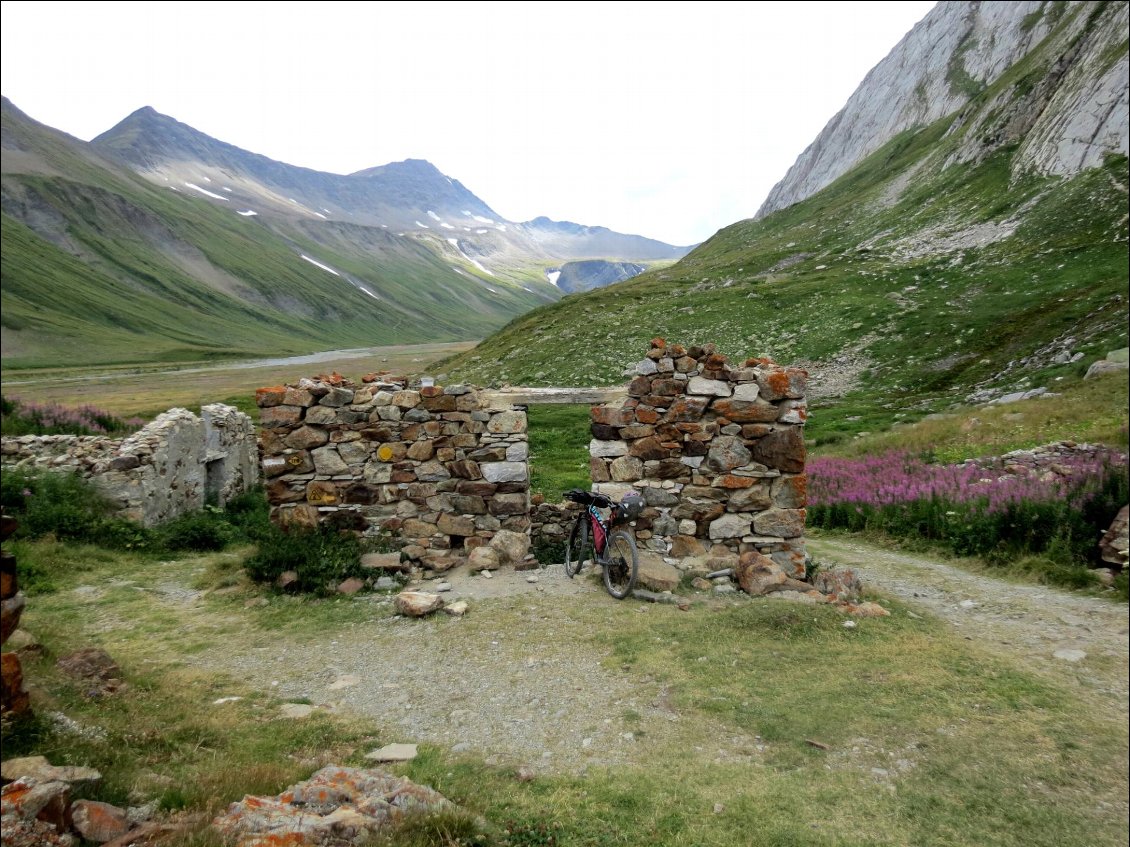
564,515,589,578
602,530,638,600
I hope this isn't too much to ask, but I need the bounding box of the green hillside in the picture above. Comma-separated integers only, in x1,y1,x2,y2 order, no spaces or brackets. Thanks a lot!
437,107,1128,445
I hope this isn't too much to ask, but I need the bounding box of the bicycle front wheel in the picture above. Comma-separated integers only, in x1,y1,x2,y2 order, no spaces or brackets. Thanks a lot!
602,531,638,599
564,515,589,578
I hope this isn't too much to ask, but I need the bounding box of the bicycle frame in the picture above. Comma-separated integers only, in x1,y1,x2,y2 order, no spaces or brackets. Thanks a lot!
588,504,609,557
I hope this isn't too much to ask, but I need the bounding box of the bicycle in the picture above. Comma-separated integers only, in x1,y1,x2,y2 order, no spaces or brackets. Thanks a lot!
561,489,642,599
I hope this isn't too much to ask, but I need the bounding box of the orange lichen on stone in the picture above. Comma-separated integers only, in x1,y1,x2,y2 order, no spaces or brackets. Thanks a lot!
764,369,791,397
255,386,289,407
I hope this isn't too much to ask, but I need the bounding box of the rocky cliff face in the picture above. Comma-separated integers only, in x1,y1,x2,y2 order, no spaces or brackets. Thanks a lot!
758,0,1129,217
553,259,648,294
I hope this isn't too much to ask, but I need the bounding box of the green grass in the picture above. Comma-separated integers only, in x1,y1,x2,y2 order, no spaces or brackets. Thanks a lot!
815,370,1129,461
3,539,1126,846
434,29,1129,446
527,404,592,500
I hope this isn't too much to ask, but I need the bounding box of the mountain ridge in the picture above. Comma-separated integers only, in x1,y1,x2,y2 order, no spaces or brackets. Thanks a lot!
1,97,689,367
757,0,1128,217
90,105,690,265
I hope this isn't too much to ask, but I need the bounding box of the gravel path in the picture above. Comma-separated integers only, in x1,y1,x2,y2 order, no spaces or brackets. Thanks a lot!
214,564,696,775
205,540,1128,774
808,536,1130,711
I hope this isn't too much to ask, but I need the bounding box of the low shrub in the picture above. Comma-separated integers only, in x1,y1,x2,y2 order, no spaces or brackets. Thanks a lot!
0,467,148,548
2,469,271,555
155,507,237,552
243,524,372,595
809,450,1129,580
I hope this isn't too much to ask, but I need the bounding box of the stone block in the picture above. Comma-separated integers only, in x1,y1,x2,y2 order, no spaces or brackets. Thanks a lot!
416,461,451,482
489,493,528,516
591,406,633,426
306,481,338,505
396,591,444,616
285,426,329,450
311,446,349,475
637,553,682,592
438,513,476,536
687,376,731,396
711,399,780,423
1,652,29,716
772,474,808,508
628,437,670,461
260,405,303,427
749,428,806,473
481,462,527,483
732,383,761,401
753,508,806,538
283,387,316,407
489,529,530,565
304,405,338,425
662,396,710,422
610,455,644,482
706,436,752,472
71,799,131,843
447,459,483,479
709,514,751,540
1,593,26,643
756,367,808,401
487,411,527,433
590,439,629,458
255,385,287,407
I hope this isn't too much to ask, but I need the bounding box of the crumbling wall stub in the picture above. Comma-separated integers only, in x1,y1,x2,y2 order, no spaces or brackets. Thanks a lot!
256,374,529,573
588,339,808,577
0,405,258,527
202,403,260,508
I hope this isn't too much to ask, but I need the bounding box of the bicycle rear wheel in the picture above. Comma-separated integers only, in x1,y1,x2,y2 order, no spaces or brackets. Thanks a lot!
564,515,589,578
602,531,638,599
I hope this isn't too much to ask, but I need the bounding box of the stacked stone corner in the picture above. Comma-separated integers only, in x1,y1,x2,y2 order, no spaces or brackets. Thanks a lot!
588,339,809,577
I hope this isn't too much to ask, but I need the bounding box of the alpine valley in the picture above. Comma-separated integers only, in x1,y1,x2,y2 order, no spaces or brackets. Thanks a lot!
0,99,688,368
2,0,1127,448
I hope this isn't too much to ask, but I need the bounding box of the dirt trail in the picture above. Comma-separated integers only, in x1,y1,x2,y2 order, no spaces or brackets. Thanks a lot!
807,536,1129,711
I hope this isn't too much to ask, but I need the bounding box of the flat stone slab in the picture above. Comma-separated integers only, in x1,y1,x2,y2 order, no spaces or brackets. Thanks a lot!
279,703,316,719
637,553,682,592
483,387,627,407
0,756,101,786
365,743,418,762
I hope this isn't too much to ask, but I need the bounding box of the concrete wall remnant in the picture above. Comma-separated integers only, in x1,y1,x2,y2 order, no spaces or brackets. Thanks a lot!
0,405,258,526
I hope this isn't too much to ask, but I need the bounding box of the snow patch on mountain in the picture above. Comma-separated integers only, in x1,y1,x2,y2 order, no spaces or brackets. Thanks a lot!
185,182,228,200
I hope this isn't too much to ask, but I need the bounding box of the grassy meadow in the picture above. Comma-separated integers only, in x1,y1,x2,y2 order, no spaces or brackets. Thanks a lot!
0,341,475,420
3,534,1127,847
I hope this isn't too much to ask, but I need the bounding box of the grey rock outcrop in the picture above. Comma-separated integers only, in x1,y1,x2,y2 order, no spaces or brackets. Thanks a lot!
757,1,1129,217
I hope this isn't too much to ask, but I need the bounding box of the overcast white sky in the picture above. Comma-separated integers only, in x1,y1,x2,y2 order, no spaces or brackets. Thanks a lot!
1,0,936,245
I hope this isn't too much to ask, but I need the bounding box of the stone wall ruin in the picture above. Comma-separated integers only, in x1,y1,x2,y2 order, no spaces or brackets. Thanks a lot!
588,339,808,578
258,341,808,581
1,404,258,527
256,374,530,572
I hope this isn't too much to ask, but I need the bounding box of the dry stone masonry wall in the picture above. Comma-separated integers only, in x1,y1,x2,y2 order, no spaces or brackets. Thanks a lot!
257,373,530,572
589,339,809,578
0,405,258,526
